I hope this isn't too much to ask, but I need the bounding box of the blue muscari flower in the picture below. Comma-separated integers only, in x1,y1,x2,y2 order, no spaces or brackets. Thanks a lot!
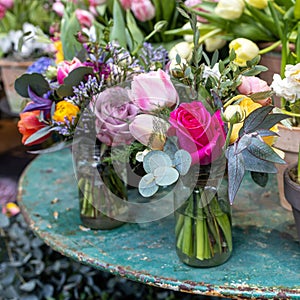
26,57,55,74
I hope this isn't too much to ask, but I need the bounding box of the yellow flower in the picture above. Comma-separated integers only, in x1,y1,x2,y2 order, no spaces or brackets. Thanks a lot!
52,101,80,123
229,38,259,67
2,202,20,217
54,40,64,64
229,96,261,144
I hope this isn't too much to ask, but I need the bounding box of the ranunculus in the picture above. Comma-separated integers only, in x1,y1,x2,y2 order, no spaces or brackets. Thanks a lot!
75,9,94,28
229,96,261,144
229,38,259,67
223,104,245,124
245,0,268,9
129,114,169,150
169,101,226,165
129,69,179,111
215,0,245,20
238,76,272,106
57,57,85,84
52,101,80,123
18,110,50,145
92,86,139,146
130,0,155,22
271,63,300,102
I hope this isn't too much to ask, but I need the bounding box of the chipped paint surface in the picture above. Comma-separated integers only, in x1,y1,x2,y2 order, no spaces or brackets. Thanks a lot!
18,149,300,299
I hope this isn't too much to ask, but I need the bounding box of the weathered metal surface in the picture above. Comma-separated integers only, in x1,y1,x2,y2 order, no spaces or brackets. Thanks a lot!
17,149,300,299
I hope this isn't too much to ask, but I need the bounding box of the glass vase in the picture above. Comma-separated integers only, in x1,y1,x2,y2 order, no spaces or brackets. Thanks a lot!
174,170,232,267
75,143,127,230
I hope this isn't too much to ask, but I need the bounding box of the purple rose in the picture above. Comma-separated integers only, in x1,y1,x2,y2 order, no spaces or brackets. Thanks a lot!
169,101,226,165
92,86,139,146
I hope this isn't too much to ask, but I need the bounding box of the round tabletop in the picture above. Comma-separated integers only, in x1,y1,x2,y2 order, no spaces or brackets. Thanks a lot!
18,149,300,299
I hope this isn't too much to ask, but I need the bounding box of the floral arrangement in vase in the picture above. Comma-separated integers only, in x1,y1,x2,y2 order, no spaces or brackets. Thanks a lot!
14,4,289,268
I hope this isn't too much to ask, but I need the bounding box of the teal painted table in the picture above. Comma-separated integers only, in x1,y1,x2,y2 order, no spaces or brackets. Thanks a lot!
17,149,300,299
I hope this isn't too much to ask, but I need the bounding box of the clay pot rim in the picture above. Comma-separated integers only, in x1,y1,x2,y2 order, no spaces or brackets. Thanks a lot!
284,162,300,209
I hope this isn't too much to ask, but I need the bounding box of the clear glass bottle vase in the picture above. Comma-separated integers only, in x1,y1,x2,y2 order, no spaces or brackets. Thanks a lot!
174,174,232,267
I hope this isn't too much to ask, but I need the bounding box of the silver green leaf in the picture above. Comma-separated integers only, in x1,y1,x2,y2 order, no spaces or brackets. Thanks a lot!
138,173,159,197
143,151,172,173
153,167,179,186
173,150,192,175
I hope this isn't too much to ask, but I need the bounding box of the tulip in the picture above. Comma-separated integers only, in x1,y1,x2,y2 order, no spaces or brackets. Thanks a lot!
168,41,193,62
57,57,85,84
229,38,259,67
119,0,132,10
75,9,94,28
0,4,7,19
52,1,65,17
223,105,245,124
130,0,155,22
215,0,245,20
18,110,50,145
204,37,226,52
129,114,170,150
245,0,268,9
129,69,179,111
0,0,14,9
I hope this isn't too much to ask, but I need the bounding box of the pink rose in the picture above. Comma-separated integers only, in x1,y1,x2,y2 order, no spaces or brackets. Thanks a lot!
75,9,94,28
120,0,132,10
169,101,226,165
184,0,218,23
129,69,178,111
238,76,272,106
131,0,155,22
52,1,65,17
0,0,13,9
57,57,85,84
92,86,140,146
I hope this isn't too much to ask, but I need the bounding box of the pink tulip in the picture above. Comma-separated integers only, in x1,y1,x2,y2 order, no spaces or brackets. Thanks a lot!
238,76,272,106
57,57,85,84
89,0,107,5
0,4,6,19
129,114,169,150
130,0,155,22
0,0,13,9
119,0,132,10
52,1,65,17
129,69,179,111
75,9,94,28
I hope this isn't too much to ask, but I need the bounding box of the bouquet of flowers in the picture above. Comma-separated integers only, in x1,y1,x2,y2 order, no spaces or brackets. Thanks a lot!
15,11,288,265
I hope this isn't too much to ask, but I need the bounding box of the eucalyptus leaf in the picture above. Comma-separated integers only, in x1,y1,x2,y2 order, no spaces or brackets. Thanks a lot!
24,126,52,145
143,151,172,173
14,73,50,97
20,280,36,292
138,173,159,197
173,150,191,175
163,138,178,160
153,166,179,186
56,66,94,98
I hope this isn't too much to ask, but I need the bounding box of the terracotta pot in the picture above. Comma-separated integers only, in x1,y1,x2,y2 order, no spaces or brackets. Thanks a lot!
275,124,300,211
0,59,33,114
284,162,300,242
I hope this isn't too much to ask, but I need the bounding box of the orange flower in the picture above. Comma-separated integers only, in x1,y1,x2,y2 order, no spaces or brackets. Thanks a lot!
18,110,49,145
52,101,80,123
